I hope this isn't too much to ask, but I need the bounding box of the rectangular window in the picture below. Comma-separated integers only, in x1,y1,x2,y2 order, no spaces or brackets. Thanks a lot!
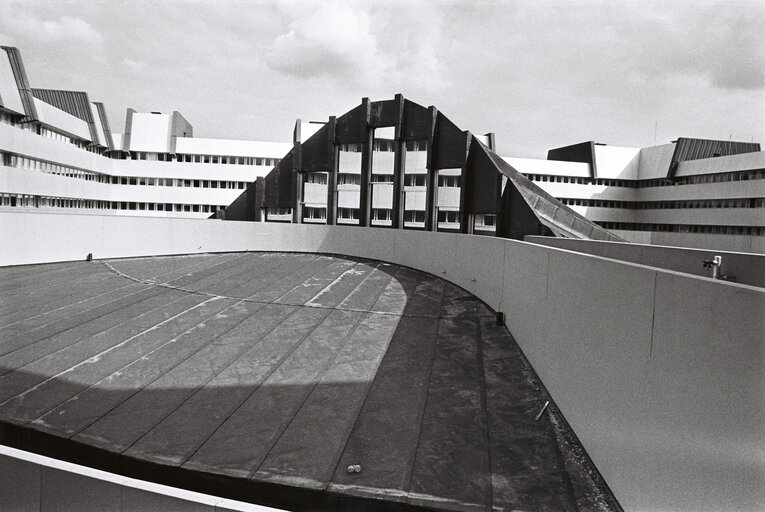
405,174,426,187
338,208,359,219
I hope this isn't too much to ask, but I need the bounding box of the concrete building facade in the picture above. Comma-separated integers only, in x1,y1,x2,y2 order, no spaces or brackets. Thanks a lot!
0,46,292,219
510,139,765,252
2,44,763,251
224,95,622,243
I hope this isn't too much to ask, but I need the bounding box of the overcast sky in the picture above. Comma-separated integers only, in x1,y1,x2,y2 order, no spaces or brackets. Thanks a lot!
2,0,763,157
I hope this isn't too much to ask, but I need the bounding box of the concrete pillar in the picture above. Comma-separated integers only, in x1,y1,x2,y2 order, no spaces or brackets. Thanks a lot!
460,132,474,234
291,141,302,224
424,106,439,232
426,168,439,231
326,116,337,225
359,98,372,227
392,94,405,229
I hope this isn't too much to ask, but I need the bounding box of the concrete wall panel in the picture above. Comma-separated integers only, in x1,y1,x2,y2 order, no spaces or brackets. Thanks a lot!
122,486,214,512
637,275,765,511
501,241,551,353
41,466,122,512
33,98,91,141
0,447,272,512
451,233,504,310
128,113,171,153
0,453,41,512
527,236,765,287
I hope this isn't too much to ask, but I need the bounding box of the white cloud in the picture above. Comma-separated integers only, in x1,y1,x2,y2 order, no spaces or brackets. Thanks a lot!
264,1,393,85
3,11,104,46
121,58,146,74
263,0,450,94
40,15,103,45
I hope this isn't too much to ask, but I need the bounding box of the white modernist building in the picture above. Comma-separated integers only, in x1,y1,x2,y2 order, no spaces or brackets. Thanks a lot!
1,45,763,252
506,141,765,252
291,134,764,252
0,46,291,219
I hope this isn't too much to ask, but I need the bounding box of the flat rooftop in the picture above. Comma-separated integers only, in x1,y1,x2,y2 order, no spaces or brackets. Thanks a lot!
0,252,618,512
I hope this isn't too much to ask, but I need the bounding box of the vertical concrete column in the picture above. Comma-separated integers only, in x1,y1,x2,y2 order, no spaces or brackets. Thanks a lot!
291,141,303,224
122,108,136,152
254,176,265,222
392,94,405,229
485,131,503,235
359,98,372,227
424,106,438,232
460,132,474,234
326,116,337,225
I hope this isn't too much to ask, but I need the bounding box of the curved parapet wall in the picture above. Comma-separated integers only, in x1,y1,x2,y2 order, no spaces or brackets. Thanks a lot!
525,236,765,287
1,211,763,512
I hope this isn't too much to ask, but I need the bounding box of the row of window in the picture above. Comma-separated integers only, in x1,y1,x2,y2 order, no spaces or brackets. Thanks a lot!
300,205,497,230
338,174,361,186
3,114,92,149
111,176,247,190
9,155,248,190
559,197,765,209
304,173,328,184
0,111,16,126
0,193,226,214
305,173,461,188
373,139,396,152
1,112,71,143
305,207,495,227
335,174,460,187
265,207,292,216
526,169,765,188
526,174,616,186
597,222,765,236
1,115,281,163
3,111,762,185
127,152,281,167
326,208,430,224
672,169,765,185
339,140,428,153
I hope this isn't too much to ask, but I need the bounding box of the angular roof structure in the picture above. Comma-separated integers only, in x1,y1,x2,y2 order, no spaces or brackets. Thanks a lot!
222,95,625,242
31,88,114,150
